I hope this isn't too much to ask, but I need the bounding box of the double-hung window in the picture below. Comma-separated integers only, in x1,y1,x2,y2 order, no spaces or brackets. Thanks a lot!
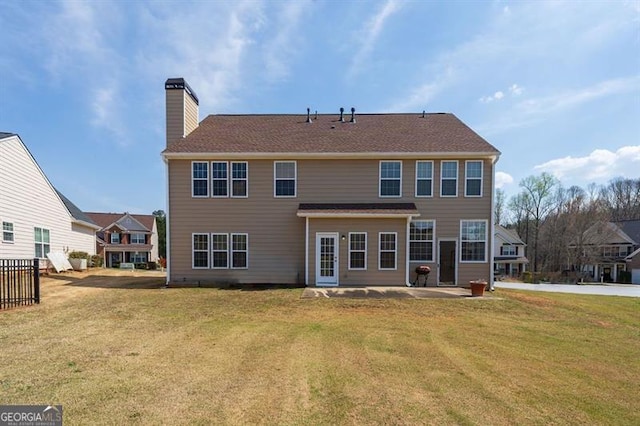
501,245,516,256
192,162,209,197
34,227,50,259
379,232,397,270
349,233,367,270
465,160,483,197
409,221,434,262
231,233,248,268
2,222,14,242
460,220,487,262
415,161,433,197
131,233,145,244
441,161,458,197
379,161,402,197
231,162,248,197
212,162,228,197
110,233,120,244
274,161,296,197
211,233,229,268
192,233,209,268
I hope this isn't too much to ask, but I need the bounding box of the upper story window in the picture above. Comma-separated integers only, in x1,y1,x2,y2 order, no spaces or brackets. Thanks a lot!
110,233,120,244
379,161,402,197
211,162,228,197
232,162,248,197
34,227,50,259
409,220,434,262
131,233,145,244
2,221,14,243
192,162,209,197
349,232,367,270
502,245,516,256
274,161,296,197
415,161,433,197
460,220,487,262
441,161,458,197
465,160,483,197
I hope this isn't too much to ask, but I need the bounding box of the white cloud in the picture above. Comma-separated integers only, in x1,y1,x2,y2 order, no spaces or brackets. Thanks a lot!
509,84,523,95
534,145,640,183
480,90,505,103
348,0,402,77
495,171,514,188
384,67,455,112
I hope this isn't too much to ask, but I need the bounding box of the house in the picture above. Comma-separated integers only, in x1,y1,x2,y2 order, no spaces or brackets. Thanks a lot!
0,132,99,261
85,212,159,267
493,224,528,278
573,220,640,282
162,78,501,287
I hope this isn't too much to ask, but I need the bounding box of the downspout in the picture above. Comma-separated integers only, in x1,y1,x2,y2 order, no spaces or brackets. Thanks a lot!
164,156,171,286
305,217,309,286
489,156,497,290
405,216,412,287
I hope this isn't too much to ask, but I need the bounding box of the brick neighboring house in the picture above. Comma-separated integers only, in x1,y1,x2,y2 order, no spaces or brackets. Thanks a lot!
86,212,158,267
162,78,501,287
493,224,528,278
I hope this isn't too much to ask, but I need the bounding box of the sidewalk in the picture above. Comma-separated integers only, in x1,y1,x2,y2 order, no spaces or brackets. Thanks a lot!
494,282,640,298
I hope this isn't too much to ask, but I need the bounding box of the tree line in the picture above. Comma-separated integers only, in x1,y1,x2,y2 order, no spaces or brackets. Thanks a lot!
495,175,640,277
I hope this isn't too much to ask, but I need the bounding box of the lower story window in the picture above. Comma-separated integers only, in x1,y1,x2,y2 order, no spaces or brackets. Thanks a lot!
212,233,229,268
409,220,434,262
130,253,148,263
34,227,50,258
379,232,397,270
349,232,367,270
193,234,209,268
461,220,487,262
231,233,248,269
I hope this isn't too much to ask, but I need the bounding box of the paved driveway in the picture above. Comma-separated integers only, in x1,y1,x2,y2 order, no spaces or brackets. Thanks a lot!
495,282,640,298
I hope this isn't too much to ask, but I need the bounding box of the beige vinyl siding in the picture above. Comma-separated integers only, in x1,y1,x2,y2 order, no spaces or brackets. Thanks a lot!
165,90,186,145
168,158,494,286
0,136,96,259
183,94,199,137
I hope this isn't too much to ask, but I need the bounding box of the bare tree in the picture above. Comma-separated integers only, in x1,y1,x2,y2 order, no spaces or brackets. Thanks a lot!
600,178,640,221
494,189,506,225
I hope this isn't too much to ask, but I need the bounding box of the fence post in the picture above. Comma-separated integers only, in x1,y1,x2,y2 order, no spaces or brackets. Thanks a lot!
33,258,40,304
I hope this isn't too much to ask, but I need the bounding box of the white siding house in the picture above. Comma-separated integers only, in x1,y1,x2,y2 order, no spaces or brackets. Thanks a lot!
0,132,99,260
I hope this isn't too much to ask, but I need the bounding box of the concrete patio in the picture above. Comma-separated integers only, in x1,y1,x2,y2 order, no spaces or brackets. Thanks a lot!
301,286,496,299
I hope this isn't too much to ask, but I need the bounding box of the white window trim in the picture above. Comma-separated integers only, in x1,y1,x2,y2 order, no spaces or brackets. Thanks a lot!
464,160,483,198
231,161,249,198
2,221,14,243
131,233,145,244
34,227,51,259
348,232,367,270
379,160,403,198
378,232,398,270
211,161,229,198
274,161,297,198
110,233,120,244
460,220,488,263
192,233,210,269
191,161,210,198
211,233,229,269
502,245,516,256
409,220,435,262
440,160,458,198
415,160,434,198
231,233,249,269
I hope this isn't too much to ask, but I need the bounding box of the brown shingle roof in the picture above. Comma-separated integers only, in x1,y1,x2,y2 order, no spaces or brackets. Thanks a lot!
297,203,419,216
162,113,500,155
86,212,155,232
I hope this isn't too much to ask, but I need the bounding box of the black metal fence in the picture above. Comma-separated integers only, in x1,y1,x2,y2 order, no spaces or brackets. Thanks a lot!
0,258,40,309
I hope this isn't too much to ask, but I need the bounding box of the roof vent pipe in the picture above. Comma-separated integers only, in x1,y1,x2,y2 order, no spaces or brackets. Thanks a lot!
306,107,312,123
422,110,426,118
339,107,344,122
350,107,356,123
315,110,318,120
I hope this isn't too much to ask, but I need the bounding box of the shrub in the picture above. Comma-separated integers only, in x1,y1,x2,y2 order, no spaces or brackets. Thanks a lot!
134,262,148,270
618,271,631,284
522,271,532,283
68,251,89,259
90,255,103,267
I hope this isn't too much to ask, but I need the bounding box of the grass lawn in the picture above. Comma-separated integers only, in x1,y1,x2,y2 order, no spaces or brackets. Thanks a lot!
1,270,638,425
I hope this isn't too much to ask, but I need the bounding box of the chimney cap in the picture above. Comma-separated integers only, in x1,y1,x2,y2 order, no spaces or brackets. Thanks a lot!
165,77,199,105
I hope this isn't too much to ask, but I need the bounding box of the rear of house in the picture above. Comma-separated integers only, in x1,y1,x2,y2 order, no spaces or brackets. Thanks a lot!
162,79,500,287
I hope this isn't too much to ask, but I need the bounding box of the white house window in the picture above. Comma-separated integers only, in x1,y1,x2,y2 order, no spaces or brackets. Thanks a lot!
379,161,402,197
231,233,248,268
415,161,433,197
34,227,50,259
192,162,209,197
231,162,248,197
441,161,458,197
274,161,296,197
2,222,14,242
465,161,483,197
192,233,209,268
131,233,145,244
409,221,434,262
349,232,367,270
110,233,120,244
379,232,397,270
131,253,147,263
212,162,228,197
461,220,487,262
502,245,516,256
212,233,229,268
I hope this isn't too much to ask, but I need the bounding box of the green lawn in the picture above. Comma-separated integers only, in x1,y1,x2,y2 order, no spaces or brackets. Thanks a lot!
1,271,638,425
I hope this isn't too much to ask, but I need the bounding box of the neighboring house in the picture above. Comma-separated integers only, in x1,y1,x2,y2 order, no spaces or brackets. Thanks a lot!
0,132,99,261
162,78,501,287
573,220,640,282
86,212,158,267
493,224,528,278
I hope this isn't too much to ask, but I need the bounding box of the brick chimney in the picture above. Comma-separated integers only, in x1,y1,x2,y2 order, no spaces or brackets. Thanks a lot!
165,78,199,146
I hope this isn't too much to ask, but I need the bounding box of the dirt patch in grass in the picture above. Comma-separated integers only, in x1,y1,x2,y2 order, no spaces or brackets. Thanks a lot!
1,271,638,425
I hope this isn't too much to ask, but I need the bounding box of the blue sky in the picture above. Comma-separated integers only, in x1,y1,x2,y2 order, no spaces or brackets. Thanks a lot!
1,0,638,215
